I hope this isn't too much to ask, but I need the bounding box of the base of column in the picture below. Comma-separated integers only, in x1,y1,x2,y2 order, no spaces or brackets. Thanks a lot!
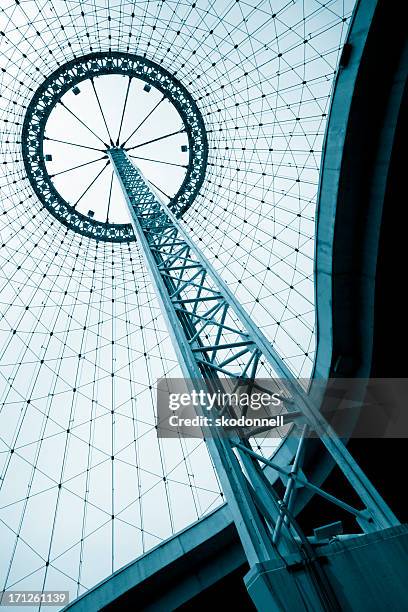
245,525,408,611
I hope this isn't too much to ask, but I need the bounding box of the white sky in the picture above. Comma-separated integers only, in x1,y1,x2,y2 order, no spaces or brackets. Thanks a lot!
45,75,189,223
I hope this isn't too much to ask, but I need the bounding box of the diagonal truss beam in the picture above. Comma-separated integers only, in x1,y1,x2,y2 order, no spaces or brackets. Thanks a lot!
108,148,398,569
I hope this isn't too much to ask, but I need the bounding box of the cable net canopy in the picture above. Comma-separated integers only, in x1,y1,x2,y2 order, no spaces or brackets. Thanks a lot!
0,0,355,604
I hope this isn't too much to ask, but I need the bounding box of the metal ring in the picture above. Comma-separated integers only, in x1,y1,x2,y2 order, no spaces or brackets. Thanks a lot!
21,52,208,242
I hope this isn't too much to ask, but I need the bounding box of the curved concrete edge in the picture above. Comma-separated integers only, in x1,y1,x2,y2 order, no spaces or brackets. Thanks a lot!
62,504,245,611
295,0,408,520
313,0,407,382
302,0,408,513
312,0,377,381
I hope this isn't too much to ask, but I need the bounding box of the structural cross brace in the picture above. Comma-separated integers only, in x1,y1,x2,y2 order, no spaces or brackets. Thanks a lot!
108,148,398,569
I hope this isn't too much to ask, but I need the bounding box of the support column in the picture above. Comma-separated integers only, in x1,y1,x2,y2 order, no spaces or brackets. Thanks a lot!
108,147,398,610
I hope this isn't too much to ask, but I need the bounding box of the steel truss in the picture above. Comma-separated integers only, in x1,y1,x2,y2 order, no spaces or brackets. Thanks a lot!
109,148,398,573
21,52,208,242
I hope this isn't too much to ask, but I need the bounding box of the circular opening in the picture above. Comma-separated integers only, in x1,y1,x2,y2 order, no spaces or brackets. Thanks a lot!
44,75,190,224
22,53,208,242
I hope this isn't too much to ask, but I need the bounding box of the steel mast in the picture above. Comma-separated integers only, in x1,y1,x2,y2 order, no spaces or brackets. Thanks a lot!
108,147,398,607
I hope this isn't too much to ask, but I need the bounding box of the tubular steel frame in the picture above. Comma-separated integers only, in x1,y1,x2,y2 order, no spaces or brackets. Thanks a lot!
109,148,399,572
21,52,208,242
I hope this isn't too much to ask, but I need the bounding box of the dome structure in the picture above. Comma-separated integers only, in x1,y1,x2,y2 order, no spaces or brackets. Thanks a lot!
0,0,355,604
